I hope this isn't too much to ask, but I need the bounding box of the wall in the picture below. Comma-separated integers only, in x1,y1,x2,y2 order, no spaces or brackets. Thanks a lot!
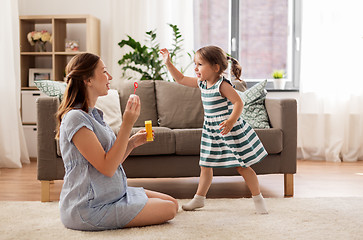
18,0,113,71
267,91,299,100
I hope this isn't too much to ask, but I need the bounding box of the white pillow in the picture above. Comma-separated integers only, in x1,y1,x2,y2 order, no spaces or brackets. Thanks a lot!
95,89,122,133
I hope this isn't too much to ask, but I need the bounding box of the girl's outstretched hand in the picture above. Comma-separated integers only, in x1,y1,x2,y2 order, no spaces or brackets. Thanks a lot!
160,48,171,65
219,120,234,135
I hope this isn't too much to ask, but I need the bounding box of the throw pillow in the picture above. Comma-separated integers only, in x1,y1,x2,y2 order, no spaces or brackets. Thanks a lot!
35,80,122,133
155,81,204,128
95,89,122,134
34,80,66,101
236,80,270,129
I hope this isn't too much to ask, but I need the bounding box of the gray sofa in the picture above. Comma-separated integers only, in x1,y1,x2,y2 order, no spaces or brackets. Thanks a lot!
37,80,297,202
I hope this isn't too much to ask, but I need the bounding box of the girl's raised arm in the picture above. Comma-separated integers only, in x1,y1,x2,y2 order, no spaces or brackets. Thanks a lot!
160,48,198,88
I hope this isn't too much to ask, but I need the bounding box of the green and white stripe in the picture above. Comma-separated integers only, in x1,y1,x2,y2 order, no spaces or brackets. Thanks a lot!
198,77,267,168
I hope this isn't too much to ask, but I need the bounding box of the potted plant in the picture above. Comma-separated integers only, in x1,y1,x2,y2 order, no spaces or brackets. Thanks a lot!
118,24,192,81
272,70,286,89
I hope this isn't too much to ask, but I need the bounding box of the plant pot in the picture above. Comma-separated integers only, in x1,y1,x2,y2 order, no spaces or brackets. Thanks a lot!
273,79,286,90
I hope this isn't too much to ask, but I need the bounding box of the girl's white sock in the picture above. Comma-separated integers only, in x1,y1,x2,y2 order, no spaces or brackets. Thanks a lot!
182,194,205,211
252,193,268,214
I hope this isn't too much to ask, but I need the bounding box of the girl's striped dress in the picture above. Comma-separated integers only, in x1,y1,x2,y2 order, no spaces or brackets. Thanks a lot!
198,77,267,168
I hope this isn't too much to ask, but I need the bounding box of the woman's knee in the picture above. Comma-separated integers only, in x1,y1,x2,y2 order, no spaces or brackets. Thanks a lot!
164,201,178,220
144,190,179,213
153,198,177,220
125,199,177,227
162,197,179,214
170,198,179,211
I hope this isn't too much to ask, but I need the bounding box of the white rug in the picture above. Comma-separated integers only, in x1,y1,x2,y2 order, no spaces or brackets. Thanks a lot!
1,198,362,240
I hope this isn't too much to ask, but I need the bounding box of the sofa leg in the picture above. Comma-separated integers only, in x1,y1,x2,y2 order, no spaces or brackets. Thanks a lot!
41,181,51,202
284,174,294,197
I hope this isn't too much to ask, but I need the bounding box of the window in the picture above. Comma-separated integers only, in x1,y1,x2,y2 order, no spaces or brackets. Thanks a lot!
193,0,229,51
194,0,301,89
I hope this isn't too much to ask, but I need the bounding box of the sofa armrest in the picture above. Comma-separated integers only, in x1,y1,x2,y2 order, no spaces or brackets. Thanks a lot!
265,98,297,173
36,97,64,181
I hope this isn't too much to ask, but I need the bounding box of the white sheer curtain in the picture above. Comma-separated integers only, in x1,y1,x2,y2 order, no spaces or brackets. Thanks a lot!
109,0,194,85
0,0,30,168
298,0,363,162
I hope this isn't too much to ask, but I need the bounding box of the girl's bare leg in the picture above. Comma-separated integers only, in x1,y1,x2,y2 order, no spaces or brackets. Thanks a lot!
182,166,213,211
236,166,260,196
124,190,178,227
236,166,268,214
196,166,213,196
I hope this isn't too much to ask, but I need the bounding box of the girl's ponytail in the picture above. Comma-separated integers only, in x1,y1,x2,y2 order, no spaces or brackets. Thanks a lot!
227,56,242,81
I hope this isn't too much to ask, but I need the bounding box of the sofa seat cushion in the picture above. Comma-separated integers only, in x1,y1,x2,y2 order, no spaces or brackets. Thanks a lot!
56,127,283,157
174,128,202,155
56,126,177,157
255,128,283,154
129,127,175,155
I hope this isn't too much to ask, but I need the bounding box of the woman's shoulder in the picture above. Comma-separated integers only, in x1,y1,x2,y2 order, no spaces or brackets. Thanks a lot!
61,108,94,134
62,108,90,123
64,108,86,117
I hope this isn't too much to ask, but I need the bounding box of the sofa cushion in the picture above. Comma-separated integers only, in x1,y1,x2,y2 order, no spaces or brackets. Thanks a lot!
55,127,283,157
95,89,122,134
174,128,202,155
118,80,158,127
155,81,204,128
237,80,271,129
129,127,175,155
255,128,283,154
34,80,66,101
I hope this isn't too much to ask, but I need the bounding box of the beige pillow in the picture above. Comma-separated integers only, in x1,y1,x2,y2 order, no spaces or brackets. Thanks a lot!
95,89,122,133
118,80,158,127
155,81,204,128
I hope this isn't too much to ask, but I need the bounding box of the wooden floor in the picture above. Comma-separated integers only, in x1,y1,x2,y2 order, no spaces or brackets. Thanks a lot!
1,159,363,201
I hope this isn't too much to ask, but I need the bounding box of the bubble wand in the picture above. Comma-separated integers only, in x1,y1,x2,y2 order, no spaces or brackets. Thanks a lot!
133,82,138,94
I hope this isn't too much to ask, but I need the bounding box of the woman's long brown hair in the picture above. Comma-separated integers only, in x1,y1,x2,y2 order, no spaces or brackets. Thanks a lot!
55,53,100,139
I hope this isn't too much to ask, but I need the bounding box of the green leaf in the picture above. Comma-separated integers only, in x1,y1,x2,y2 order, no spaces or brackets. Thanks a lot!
118,24,193,81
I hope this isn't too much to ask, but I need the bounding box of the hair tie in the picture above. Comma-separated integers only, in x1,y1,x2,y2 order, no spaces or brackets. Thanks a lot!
227,56,237,63
65,73,72,83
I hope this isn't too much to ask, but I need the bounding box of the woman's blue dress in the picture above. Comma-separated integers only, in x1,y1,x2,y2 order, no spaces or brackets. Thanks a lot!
59,107,147,231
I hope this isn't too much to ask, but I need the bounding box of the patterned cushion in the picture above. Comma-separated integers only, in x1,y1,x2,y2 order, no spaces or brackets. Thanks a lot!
237,80,270,129
34,80,66,100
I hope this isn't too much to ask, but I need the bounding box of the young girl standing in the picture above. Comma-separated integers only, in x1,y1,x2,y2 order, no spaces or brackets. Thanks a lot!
160,46,268,214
